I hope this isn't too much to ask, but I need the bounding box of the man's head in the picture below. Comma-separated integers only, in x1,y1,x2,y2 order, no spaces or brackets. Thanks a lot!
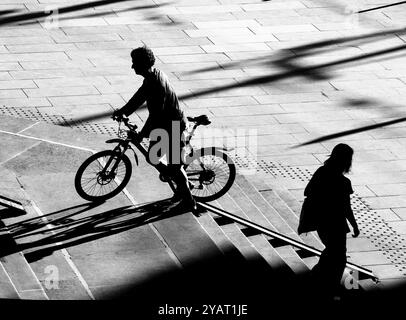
131,46,155,75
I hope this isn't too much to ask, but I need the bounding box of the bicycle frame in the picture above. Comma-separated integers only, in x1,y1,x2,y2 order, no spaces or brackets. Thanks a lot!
104,117,231,183
75,115,237,202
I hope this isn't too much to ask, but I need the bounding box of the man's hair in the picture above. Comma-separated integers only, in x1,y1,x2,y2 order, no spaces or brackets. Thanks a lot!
131,46,155,69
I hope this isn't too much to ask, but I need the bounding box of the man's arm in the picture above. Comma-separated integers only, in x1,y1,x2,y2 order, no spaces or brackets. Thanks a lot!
139,85,166,138
115,83,147,117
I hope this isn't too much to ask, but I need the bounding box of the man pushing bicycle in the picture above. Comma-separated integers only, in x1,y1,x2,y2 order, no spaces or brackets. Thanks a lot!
112,46,198,213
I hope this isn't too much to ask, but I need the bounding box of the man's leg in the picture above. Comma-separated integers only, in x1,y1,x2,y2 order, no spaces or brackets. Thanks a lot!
169,164,197,210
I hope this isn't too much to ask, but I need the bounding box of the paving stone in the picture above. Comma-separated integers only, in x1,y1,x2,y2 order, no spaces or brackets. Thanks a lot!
62,25,131,35
252,24,319,35
0,52,69,62
176,4,242,14
364,196,406,210
392,208,406,220
275,110,352,124
34,76,110,88
6,43,78,54
0,89,26,98
349,250,390,266
104,16,172,25
1,97,51,107
347,237,378,252
11,69,84,80
119,29,188,40
48,94,125,107
374,209,402,222
19,59,94,70
368,264,406,280
52,33,122,43
0,36,54,45
175,69,245,81
367,183,406,197
41,17,108,27
209,104,284,117
0,132,39,164
255,93,329,105
387,221,406,235
208,34,279,44
194,19,262,29
184,27,253,38
24,86,99,98
202,43,272,53
183,96,259,108
152,46,205,55
259,154,321,166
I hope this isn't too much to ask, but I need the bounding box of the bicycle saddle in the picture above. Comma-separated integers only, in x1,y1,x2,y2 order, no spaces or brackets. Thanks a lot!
187,114,211,126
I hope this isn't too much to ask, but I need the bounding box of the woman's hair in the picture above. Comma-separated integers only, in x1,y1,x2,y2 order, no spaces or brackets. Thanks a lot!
324,143,354,173
131,46,155,69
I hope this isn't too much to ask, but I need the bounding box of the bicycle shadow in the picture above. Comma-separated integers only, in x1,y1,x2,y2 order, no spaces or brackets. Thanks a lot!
0,197,186,262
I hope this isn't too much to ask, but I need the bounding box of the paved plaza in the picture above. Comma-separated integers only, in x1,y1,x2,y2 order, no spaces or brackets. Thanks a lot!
2,0,406,315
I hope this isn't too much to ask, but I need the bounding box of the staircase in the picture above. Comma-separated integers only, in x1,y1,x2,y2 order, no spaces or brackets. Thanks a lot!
0,176,48,300
193,171,379,292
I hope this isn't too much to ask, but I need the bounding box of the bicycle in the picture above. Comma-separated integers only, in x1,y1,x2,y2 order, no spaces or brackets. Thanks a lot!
74,114,236,203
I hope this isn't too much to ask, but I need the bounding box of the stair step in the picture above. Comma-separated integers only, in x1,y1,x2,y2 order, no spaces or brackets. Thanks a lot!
236,174,323,250
274,246,309,275
219,223,267,261
274,187,303,217
243,174,378,290
214,192,310,274
194,207,246,260
247,234,294,275
1,188,91,300
0,252,47,300
0,261,20,299
0,172,48,300
234,174,296,236
197,205,295,273
246,176,324,250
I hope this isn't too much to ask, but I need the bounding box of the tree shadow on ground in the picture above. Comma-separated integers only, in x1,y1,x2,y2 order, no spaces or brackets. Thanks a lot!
0,0,171,27
60,25,406,140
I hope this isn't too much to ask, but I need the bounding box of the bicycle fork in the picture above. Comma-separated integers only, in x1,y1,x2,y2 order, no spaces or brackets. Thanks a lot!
101,142,130,177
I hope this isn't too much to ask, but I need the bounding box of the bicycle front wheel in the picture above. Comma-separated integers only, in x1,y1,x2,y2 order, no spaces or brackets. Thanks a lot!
185,147,236,202
75,150,132,202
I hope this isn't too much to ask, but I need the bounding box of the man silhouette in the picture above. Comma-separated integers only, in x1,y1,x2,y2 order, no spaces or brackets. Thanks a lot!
113,46,197,212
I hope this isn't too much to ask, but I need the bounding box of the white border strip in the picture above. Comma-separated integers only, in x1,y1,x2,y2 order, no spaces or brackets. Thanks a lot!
28,200,96,300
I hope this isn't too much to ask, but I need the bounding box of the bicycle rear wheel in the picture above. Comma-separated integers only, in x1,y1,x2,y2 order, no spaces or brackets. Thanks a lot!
185,147,236,202
75,150,132,202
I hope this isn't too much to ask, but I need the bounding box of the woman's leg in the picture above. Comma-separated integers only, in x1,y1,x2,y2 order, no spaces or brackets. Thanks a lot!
316,229,347,296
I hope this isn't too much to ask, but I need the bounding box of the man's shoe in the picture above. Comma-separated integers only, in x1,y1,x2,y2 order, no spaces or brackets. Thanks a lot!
176,199,205,216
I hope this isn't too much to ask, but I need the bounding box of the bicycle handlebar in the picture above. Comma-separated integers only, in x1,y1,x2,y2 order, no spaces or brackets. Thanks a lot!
112,114,138,131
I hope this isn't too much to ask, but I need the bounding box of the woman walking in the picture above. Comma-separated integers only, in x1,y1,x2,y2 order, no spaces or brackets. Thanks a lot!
299,143,360,298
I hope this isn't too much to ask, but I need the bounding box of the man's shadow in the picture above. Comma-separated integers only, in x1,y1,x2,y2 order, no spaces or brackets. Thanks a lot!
0,197,187,262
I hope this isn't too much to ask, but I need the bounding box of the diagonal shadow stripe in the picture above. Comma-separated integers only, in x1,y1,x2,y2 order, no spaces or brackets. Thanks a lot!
358,1,406,13
293,116,406,148
0,0,134,26
57,42,406,127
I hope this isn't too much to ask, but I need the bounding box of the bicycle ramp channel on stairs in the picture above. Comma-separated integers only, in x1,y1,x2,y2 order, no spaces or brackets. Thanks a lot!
0,114,402,313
